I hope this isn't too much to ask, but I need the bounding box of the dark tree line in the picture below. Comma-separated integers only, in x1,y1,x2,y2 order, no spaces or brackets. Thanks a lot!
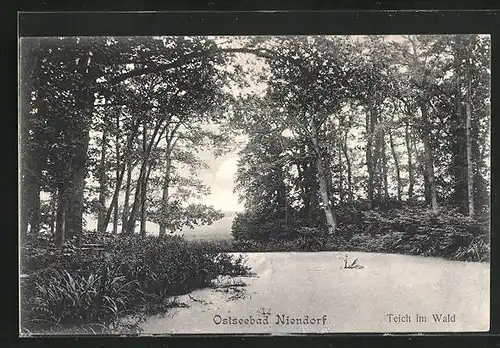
233,35,490,235
20,35,490,245
20,37,240,245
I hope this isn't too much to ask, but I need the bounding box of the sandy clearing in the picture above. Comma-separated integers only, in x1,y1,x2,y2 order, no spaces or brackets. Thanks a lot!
139,252,489,334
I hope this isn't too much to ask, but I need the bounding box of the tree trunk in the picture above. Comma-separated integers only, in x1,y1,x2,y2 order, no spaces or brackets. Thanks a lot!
470,74,486,213
112,199,119,234
113,113,120,235
102,118,144,234
101,156,127,234
276,166,289,225
20,39,38,241
64,141,89,245
404,122,415,202
126,120,165,235
64,54,95,245
466,66,474,217
64,117,91,245
389,128,402,201
140,163,153,237
140,123,148,237
29,183,41,236
121,158,133,235
365,109,375,207
338,139,344,204
418,101,438,213
20,183,30,241
452,43,468,213
97,129,108,232
412,130,430,204
423,167,431,203
298,144,311,219
296,161,306,208
126,169,143,235
159,145,172,237
55,187,67,247
23,93,46,239
373,118,384,202
20,126,32,240
49,192,56,236
341,132,353,204
310,118,336,235
407,36,437,212
381,129,389,200
126,179,141,235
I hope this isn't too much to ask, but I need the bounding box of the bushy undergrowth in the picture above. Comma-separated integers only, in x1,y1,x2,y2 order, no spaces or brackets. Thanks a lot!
231,212,301,241
194,235,347,253
20,235,251,334
228,206,489,261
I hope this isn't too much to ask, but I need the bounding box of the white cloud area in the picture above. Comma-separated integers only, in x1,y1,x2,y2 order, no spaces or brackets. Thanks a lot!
199,155,243,212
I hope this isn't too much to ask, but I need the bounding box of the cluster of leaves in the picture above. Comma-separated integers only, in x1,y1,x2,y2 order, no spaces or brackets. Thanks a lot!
20,235,251,334
151,202,224,233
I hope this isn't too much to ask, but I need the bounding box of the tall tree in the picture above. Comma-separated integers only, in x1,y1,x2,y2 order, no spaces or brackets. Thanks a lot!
262,36,355,234
388,125,402,201
465,61,474,217
350,36,395,207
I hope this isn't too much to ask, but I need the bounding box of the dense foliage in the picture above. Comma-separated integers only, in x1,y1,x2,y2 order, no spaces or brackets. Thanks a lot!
20,36,236,243
229,205,489,261
231,35,490,256
20,235,250,334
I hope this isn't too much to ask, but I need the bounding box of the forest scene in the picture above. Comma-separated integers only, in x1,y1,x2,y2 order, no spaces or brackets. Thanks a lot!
19,34,490,334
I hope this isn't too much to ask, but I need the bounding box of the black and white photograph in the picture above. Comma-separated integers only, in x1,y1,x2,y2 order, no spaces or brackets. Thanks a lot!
19,34,490,335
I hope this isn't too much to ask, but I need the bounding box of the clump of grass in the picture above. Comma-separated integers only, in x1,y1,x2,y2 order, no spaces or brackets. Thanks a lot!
340,254,364,269
453,236,490,262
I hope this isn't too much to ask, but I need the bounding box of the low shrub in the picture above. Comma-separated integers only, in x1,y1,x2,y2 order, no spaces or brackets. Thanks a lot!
453,235,490,262
227,206,489,260
231,211,301,242
345,229,488,262
232,240,262,252
22,269,138,330
356,206,486,237
213,253,252,276
20,234,251,334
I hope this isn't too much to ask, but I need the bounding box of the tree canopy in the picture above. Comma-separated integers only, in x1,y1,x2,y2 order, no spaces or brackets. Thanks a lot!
20,35,490,245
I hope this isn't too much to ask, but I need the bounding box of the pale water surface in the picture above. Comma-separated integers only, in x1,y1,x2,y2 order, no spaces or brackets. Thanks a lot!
139,252,490,334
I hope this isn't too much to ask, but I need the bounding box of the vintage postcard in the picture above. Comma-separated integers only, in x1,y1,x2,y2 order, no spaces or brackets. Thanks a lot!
19,33,490,335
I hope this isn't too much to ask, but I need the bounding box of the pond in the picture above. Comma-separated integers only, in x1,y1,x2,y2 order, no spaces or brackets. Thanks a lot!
138,252,489,334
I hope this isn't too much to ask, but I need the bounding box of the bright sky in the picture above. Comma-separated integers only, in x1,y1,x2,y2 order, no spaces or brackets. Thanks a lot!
193,47,268,213
197,153,242,212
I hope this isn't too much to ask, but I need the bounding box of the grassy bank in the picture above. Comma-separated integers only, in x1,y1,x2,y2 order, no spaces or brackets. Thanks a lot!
20,235,250,335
